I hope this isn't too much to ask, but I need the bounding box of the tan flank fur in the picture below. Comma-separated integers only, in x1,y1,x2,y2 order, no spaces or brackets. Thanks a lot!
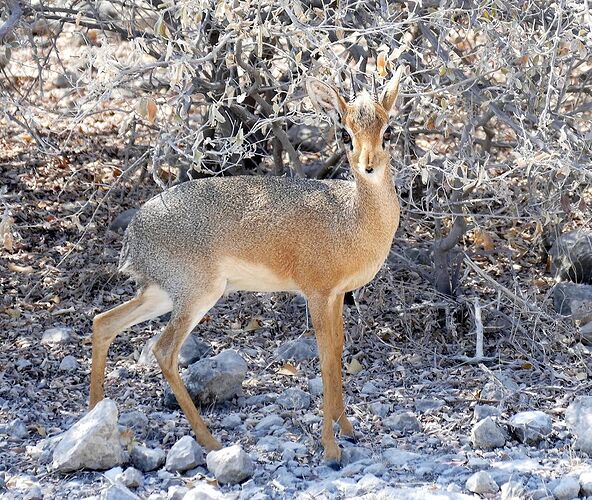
90,67,405,465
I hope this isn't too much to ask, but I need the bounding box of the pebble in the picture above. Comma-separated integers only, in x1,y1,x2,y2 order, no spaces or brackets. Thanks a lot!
58,355,79,371
102,483,140,500
550,475,581,500
382,412,421,434
178,335,212,368
565,396,592,453
5,418,28,439
508,411,552,444
119,467,143,488
167,485,188,500
275,338,318,361
415,398,445,413
52,399,127,472
109,208,138,233
276,388,311,410
465,470,499,494
361,382,380,394
119,410,149,434
382,448,421,466
255,414,284,432
220,414,242,429
183,482,226,499
580,470,592,496
206,445,254,484
130,444,165,472
368,402,390,417
500,480,527,500
307,377,323,396
41,327,72,345
471,417,506,449
165,436,205,472
164,350,247,407
473,404,501,422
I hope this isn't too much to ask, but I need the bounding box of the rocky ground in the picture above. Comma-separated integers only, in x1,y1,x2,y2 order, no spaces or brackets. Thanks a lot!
2,21,592,500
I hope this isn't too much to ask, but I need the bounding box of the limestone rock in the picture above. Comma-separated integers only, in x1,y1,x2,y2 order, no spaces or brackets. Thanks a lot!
52,399,127,472
206,445,254,485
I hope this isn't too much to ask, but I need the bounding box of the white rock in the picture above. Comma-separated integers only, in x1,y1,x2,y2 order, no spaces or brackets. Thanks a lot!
41,327,72,345
472,404,501,422
101,484,139,500
206,445,254,485
471,417,506,449
509,411,552,444
308,377,323,396
382,448,421,466
500,481,527,500
565,396,592,453
551,475,580,500
130,444,165,472
52,399,127,472
415,398,445,413
580,470,592,496
369,402,390,417
59,355,79,371
465,471,499,494
383,412,421,434
165,436,205,472
168,485,189,500
119,467,143,488
183,483,225,499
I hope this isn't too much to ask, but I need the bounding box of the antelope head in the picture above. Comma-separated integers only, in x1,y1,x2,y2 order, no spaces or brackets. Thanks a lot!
306,67,404,181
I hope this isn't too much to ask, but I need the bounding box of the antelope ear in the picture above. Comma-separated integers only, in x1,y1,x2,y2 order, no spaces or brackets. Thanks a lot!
306,78,347,123
380,65,405,114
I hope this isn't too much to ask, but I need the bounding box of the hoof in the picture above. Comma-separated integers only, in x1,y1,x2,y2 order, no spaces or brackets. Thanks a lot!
201,436,222,451
326,459,342,471
342,432,357,444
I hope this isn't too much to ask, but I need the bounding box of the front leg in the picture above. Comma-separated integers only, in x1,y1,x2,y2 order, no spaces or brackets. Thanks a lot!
308,293,350,465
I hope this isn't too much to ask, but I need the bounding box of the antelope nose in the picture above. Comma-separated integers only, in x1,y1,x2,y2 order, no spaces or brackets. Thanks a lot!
360,149,374,173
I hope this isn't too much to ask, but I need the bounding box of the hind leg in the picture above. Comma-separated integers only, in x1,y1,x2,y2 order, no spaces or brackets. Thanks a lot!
90,285,173,408
153,282,225,450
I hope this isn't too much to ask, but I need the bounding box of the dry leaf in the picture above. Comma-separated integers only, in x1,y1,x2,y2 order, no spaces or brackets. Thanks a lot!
244,317,263,332
8,263,34,273
146,98,157,123
377,52,388,78
474,229,495,252
277,363,300,376
346,358,363,375
136,97,158,123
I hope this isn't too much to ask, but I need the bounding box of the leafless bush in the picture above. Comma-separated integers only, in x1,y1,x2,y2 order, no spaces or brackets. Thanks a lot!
1,0,591,356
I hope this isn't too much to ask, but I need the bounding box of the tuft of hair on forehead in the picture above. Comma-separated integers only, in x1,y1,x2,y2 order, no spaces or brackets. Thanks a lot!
349,90,386,127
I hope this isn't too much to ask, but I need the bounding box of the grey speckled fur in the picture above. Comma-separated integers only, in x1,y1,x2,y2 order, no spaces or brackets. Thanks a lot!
120,175,397,300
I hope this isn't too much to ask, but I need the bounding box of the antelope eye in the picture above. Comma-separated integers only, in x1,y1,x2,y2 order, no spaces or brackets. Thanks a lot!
341,129,352,144
383,127,392,142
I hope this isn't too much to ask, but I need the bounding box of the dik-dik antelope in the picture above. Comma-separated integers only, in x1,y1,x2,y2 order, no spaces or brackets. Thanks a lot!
90,67,404,465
